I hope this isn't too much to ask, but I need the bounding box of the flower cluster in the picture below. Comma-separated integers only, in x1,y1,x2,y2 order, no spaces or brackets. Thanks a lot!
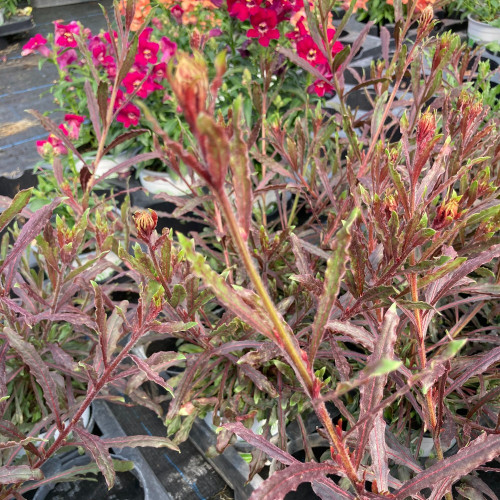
348,0,436,14
22,22,179,131
227,0,342,97
36,114,85,159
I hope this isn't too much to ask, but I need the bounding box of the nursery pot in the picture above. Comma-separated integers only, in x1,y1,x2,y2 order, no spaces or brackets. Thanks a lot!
32,452,145,500
467,15,500,44
75,154,129,180
139,168,191,196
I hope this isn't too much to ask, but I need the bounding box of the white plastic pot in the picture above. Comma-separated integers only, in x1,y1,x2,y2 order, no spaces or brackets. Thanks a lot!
139,168,191,196
417,435,457,458
468,15,500,44
75,154,129,179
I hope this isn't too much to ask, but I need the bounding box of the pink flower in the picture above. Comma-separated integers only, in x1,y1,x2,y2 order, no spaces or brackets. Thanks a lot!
56,49,78,70
160,37,177,63
36,140,52,159
54,21,80,48
103,30,118,45
43,124,69,156
122,72,157,98
228,0,262,22
136,28,159,66
64,114,85,140
21,34,51,57
116,102,140,128
247,7,280,47
152,17,163,30
170,4,184,23
152,63,166,82
308,66,334,97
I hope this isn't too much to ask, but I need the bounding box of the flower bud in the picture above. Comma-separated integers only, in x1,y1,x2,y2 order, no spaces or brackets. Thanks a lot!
133,209,158,242
168,52,208,134
417,5,434,39
417,111,436,149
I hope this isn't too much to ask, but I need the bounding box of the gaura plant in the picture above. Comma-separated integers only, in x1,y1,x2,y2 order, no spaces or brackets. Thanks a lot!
3,0,500,499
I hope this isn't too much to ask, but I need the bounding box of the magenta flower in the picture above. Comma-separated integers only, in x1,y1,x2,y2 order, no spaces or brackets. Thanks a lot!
122,72,157,98
308,66,334,97
64,114,85,140
170,4,184,23
54,21,80,48
91,42,115,68
152,63,166,82
160,36,177,63
21,34,51,57
36,140,52,159
136,29,159,66
228,0,261,22
56,49,78,70
247,7,280,47
117,103,140,128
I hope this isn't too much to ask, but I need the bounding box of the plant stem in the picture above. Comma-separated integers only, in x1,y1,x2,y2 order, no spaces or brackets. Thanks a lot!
215,189,359,488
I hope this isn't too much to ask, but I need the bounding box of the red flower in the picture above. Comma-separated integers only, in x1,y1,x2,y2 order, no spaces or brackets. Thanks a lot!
64,114,85,140
54,21,80,48
21,34,51,57
117,102,141,128
228,0,262,22
36,140,52,159
135,28,159,66
297,35,327,66
308,65,334,97
247,7,280,47
122,72,158,98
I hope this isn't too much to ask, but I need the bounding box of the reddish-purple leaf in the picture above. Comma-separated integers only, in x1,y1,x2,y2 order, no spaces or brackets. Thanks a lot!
385,430,422,474
249,462,353,500
369,414,389,493
0,198,61,284
223,422,297,466
310,209,358,362
102,435,179,452
0,465,43,484
3,327,62,429
395,434,500,499
74,427,115,489
445,347,500,396
84,80,101,141
327,320,375,351
102,129,149,157
356,304,399,467
127,353,176,396
229,97,253,241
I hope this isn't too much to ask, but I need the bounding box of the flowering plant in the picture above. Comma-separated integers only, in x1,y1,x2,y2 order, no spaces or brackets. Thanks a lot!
4,1,500,499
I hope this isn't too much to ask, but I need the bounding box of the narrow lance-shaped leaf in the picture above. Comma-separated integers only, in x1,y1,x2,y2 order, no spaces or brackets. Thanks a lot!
355,304,399,468
127,353,176,396
395,433,500,499
0,465,43,484
74,427,115,489
0,197,61,278
229,95,253,241
101,435,180,452
91,281,108,366
369,414,389,493
3,327,62,429
309,209,359,362
249,462,354,500
17,460,133,495
0,188,32,233
84,80,101,141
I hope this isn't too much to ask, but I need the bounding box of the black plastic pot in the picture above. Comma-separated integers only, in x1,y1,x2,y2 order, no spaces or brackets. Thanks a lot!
31,451,145,500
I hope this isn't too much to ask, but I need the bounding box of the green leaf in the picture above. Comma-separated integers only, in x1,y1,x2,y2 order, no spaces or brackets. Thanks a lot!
310,208,359,362
102,435,180,452
0,189,32,233
417,258,467,289
0,465,43,484
369,358,403,377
